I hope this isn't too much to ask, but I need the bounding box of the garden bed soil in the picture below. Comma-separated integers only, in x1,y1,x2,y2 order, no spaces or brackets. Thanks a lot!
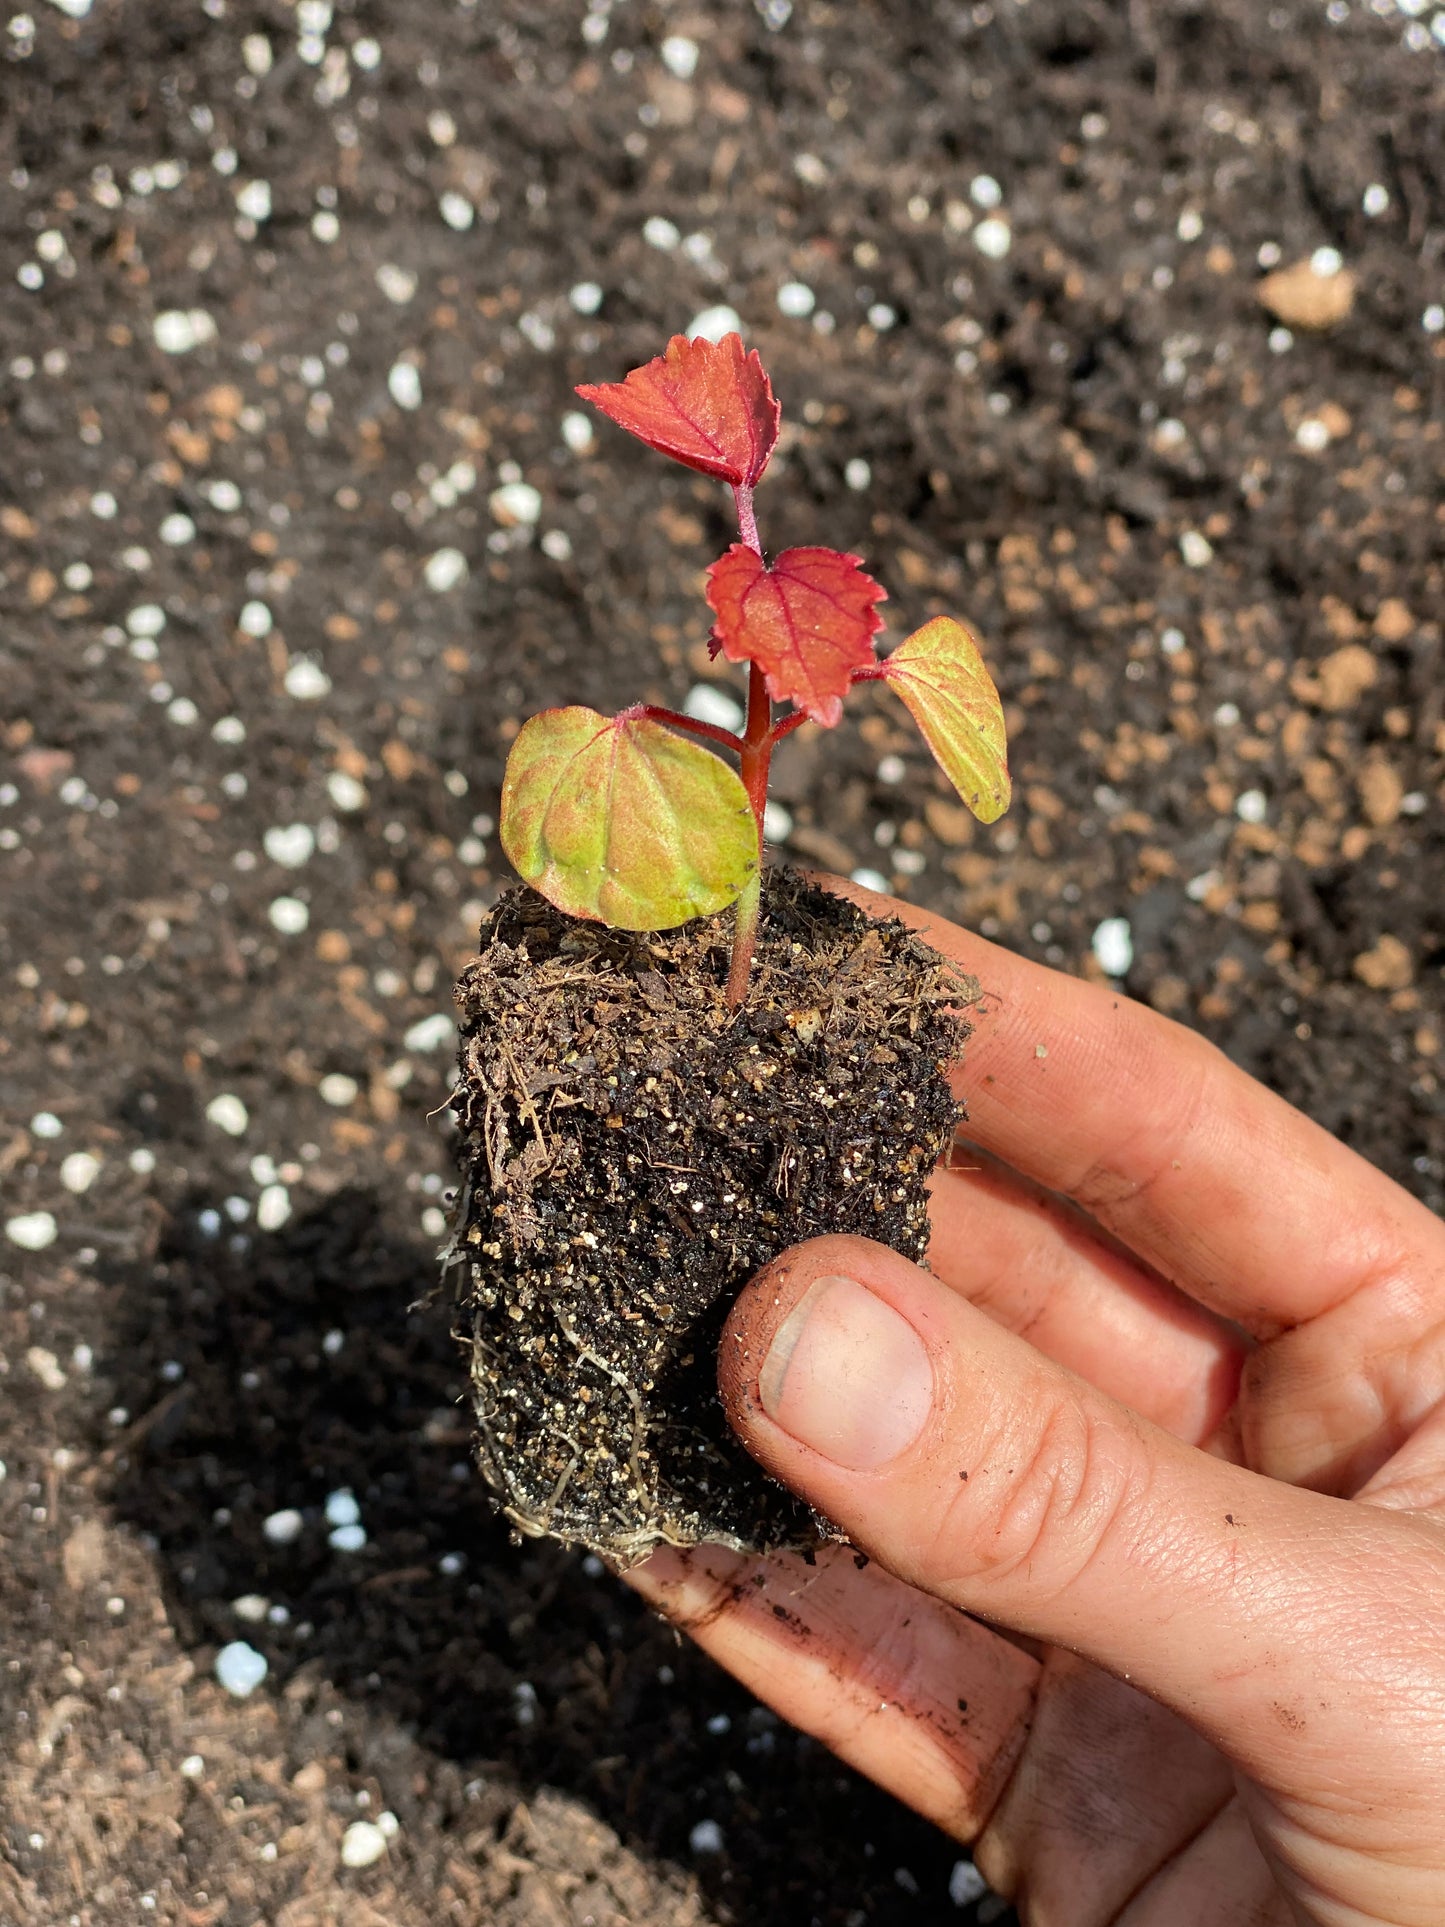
1,3,1441,1925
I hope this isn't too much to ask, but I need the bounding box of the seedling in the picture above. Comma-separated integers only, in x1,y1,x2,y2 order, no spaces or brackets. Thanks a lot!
500,332,1010,1004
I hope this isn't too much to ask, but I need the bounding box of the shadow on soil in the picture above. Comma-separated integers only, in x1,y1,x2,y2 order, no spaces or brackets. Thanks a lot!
101,1189,984,1925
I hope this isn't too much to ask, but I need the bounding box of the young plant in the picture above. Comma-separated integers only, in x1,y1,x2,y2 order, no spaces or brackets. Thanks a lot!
499,332,1011,1004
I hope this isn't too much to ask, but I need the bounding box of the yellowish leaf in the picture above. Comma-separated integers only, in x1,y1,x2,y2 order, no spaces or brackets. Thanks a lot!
500,706,757,930
879,616,1010,824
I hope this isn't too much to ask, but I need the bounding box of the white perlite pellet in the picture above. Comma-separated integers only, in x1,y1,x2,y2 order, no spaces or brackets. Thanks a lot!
561,411,595,453
949,1860,988,1906
687,305,742,343
235,180,272,222
153,309,217,354
327,772,367,812
660,34,699,78
127,603,167,638
340,1820,389,1868
268,897,310,935
375,263,416,305
403,1013,454,1053
489,481,542,526
388,362,422,410
257,1185,291,1232
683,684,744,733
424,547,468,592
263,824,316,868
27,1346,67,1390
215,1641,268,1697
284,658,331,700
205,1094,249,1136
1091,917,1134,977
60,1152,101,1194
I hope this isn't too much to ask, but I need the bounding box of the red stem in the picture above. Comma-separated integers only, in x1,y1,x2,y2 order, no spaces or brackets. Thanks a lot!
734,482,761,555
725,661,771,1007
717,496,891,998
731,664,894,995
634,703,743,754
767,707,811,748
737,662,773,822
724,483,771,1007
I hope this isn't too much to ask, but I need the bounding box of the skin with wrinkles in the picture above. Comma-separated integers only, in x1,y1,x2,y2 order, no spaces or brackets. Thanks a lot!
626,879,1445,1927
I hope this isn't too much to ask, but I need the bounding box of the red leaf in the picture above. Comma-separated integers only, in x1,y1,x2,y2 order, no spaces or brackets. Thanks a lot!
706,545,886,726
575,333,780,487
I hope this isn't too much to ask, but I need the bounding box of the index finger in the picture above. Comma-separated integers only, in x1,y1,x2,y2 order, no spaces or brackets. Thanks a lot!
825,877,1442,1335
626,1542,1039,1843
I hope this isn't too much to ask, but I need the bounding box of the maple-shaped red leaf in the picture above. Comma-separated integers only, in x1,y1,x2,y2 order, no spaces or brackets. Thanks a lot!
706,544,886,726
575,332,780,487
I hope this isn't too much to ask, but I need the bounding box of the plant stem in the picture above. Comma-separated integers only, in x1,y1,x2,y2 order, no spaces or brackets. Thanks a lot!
725,869,761,1007
726,659,773,1005
634,703,743,754
734,482,761,556
767,707,812,748
722,483,773,1006
738,662,773,816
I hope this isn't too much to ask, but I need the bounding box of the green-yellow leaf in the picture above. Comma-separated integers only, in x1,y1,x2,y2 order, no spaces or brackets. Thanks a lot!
500,706,757,930
878,616,1011,824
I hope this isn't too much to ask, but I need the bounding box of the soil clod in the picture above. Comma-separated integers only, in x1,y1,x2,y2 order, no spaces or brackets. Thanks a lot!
448,871,976,1560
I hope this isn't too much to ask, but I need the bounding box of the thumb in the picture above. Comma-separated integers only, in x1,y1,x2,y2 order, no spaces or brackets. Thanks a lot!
720,1234,1444,1793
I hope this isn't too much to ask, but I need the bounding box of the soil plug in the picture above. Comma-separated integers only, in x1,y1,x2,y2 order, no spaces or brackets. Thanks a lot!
447,333,1011,1559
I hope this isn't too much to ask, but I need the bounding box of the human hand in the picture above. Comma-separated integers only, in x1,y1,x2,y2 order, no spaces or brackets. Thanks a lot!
627,884,1445,1925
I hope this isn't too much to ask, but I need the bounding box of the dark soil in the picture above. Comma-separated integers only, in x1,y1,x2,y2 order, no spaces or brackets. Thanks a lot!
450,872,969,1559
1,2,1441,1924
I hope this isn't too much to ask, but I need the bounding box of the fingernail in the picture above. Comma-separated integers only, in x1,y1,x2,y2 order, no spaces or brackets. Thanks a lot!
757,1275,933,1469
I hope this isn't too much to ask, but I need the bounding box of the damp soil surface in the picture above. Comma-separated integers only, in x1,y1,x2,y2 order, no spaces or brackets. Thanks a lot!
450,872,969,1560
1,3,1442,1925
